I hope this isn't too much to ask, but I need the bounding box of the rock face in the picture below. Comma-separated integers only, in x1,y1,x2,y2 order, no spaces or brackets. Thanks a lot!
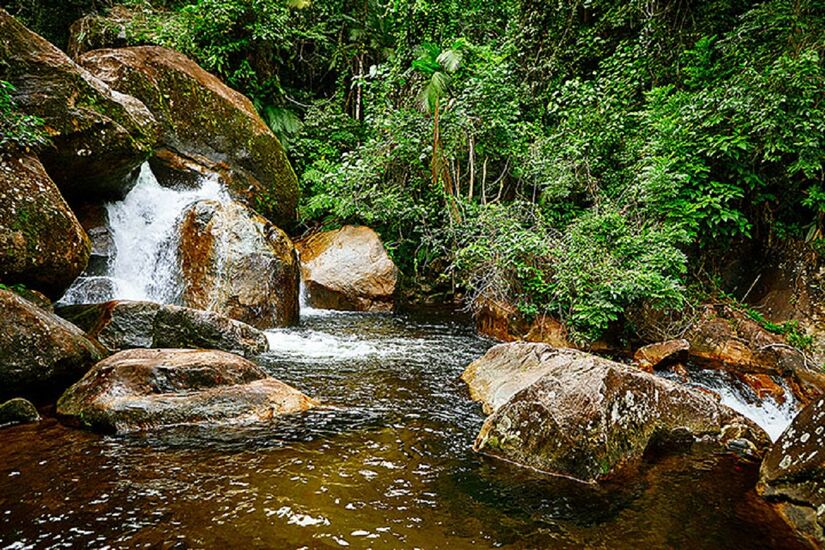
79,46,298,227
464,343,769,483
0,290,105,399
686,305,825,402
0,398,40,426
634,339,689,373
297,226,399,312
57,348,315,434
0,9,157,200
57,300,269,357
0,155,91,298
758,397,825,546
178,200,299,329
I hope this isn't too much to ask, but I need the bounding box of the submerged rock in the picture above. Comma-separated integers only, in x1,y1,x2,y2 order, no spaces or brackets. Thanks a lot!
0,290,106,399
0,155,91,298
57,300,269,357
79,45,298,227
178,200,299,329
57,348,315,434
0,398,40,427
297,225,398,312
464,343,769,483
758,397,825,546
0,9,157,200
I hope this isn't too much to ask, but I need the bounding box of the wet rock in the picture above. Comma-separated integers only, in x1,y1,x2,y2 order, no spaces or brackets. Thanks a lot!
758,397,825,546
79,46,298,227
178,200,299,329
153,304,269,356
0,398,40,427
0,10,157,200
634,339,689,373
0,155,91,298
686,305,825,402
57,348,315,434
57,276,117,305
0,289,106,399
465,343,769,483
297,225,398,312
740,373,787,404
57,300,269,357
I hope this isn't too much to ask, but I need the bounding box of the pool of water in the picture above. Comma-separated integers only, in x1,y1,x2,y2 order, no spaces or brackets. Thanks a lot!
0,311,805,549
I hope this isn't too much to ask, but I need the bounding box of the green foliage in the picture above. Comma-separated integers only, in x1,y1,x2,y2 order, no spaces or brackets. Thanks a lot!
0,81,48,155
107,0,825,342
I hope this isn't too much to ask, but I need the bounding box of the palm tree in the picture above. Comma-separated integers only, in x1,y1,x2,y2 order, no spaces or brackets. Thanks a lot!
412,40,466,216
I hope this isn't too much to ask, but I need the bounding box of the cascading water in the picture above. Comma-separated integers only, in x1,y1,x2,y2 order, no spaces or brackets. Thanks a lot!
660,367,798,441
59,163,229,305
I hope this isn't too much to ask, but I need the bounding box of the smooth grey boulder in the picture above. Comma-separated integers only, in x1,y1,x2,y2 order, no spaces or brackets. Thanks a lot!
57,300,269,357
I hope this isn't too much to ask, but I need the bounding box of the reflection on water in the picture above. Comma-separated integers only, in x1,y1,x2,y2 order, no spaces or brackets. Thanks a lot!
0,311,805,549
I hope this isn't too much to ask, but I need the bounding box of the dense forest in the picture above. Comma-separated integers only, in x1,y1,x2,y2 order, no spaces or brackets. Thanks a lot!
3,0,824,344
2,1,825,547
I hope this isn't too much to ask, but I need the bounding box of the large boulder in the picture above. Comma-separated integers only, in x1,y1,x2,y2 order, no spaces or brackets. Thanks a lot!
178,200,299,329
57,348,316,434
0,154,91,298
57,300,269,357
464,343,769,483
0,9,157,200
296,225,399,312
79,46,298,227
0,289,106,399
758,397,825,546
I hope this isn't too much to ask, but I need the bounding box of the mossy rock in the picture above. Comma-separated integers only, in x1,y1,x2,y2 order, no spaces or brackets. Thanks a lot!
79,46,298,228
0,154,91,298
0,397,40,427
0,9,158,201
0,289,106,400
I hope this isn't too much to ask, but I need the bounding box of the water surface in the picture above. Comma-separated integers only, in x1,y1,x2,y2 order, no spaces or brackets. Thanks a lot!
0,311,804,549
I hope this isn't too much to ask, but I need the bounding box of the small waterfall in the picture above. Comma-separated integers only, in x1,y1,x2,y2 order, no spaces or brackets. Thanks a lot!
660,368,798,441
59,163,229,305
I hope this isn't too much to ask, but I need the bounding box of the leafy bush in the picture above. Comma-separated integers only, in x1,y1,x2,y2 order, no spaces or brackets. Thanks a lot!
0,81,47,155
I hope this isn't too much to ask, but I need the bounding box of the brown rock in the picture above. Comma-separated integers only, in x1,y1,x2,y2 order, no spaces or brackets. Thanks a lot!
0,155,91,298
634,339,690,373
741,373,787,404
178,200,299,329
0,289,106,399
297,225,399,312
686,306,824,403
758,397,825,546
57,348,315,434
79,46,298,227
465,343,769,483
0,10,157,200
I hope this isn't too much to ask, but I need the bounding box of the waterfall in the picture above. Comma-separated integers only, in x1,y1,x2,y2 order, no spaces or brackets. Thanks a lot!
59,163,229,305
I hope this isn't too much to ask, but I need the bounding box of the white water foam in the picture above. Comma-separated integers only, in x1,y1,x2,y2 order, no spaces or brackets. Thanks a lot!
662,369,799,442
711,383,797,442
59,163,229,305
265,329,383,359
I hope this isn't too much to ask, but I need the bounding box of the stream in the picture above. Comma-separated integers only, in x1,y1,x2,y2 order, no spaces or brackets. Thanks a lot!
0,166,804,549
0,309,806,549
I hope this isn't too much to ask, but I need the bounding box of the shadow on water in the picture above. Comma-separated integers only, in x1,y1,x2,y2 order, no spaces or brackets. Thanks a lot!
0,310,807,549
